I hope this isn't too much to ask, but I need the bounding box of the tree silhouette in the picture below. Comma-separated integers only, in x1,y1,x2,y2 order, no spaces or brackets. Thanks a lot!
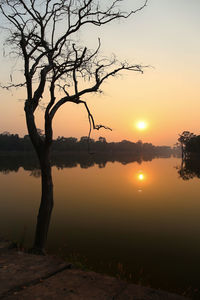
0,0,148,253
178,131,196,159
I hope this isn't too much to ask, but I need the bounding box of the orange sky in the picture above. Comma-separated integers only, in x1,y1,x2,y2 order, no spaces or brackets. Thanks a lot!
0,0,200,146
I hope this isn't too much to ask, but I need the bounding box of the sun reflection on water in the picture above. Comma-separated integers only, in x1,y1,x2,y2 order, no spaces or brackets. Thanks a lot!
138,173,145,181
136,171,146,193
129,168,152,192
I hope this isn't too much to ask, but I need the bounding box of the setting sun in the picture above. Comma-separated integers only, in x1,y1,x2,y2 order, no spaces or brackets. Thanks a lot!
136,121,148,131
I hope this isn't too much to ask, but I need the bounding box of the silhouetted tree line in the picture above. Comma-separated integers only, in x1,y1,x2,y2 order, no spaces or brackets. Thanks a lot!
0,132,33,151
0,132,172,156
178,131,200,158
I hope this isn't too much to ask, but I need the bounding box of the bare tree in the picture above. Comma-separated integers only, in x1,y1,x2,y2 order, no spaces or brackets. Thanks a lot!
0,0,147,253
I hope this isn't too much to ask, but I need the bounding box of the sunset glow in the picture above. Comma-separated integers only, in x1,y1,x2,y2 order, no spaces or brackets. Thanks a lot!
1,1,200,146
136,121,148,131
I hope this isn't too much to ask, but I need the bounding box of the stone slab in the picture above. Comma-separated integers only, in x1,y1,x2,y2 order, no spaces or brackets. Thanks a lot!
2,268,189,300
0,241,190,300
0,249,69,298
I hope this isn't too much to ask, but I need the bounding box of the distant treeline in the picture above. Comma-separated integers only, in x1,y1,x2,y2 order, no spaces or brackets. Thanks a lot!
0,131,173,156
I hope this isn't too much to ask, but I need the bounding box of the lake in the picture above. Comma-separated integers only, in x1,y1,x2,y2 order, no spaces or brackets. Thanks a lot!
0,154,200,296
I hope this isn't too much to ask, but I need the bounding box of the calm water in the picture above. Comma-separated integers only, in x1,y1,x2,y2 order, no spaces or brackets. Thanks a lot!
0,155,200,295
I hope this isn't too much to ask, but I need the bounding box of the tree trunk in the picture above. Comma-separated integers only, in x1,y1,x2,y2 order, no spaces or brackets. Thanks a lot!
25,103,54,254
32,149,54,254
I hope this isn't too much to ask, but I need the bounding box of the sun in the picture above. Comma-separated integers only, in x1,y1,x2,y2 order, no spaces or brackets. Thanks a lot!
136,121,148,131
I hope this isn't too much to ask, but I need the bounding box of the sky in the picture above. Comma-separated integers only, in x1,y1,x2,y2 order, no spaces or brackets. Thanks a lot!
0,0,200,146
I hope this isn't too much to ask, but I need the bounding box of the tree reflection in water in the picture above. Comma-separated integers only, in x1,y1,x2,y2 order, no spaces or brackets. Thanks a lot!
0,151,173,255
178,157,200,180
0,151,172,176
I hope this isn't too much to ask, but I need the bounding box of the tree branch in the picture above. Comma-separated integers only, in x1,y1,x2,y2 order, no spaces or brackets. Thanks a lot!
0,0,148,142
78,99,112,140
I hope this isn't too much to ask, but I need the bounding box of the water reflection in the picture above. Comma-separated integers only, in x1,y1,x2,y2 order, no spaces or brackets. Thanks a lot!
30,169,41,178
177,157,200,180
0,152,171,175
1,154,200,297
138,172,145,181
136,171,146,193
